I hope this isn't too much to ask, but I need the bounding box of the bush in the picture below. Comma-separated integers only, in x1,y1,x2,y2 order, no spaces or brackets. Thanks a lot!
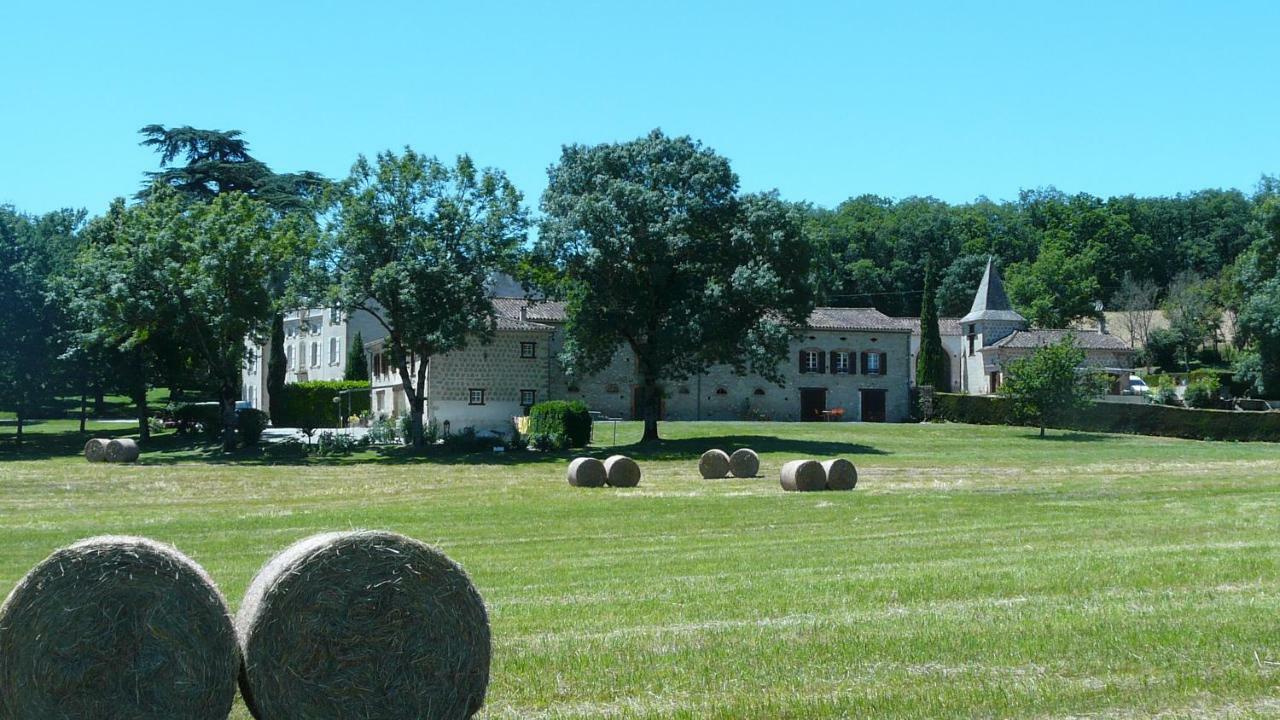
273,381,370,432
1151,375,1181,406
238,409,269,447
527,401,591,448
1145,328,1182,371
171,402,223,439
934,392,1280,442
531,432,569,452
366,417,399,445
315,431,363,456
1183,376,1221,409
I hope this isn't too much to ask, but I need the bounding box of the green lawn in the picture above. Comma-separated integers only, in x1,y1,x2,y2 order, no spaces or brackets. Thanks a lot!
2,420,1279,718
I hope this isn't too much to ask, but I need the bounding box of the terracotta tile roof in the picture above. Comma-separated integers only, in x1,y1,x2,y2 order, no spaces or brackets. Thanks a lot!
899,317,963,336
805,307,912,332
990,329,1134,352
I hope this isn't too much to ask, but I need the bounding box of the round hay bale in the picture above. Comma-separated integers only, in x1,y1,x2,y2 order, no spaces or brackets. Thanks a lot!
105,438,139,463
698,449,731,479
603,455,641,487
0,536,238,720
83,437,109,462
567,457,606,487
728,448,760,477
822,458,858,491
236,531,490,720
779,459,826,492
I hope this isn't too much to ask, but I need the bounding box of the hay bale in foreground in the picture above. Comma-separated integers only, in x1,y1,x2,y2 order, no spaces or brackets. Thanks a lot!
603,455,641,487
822,458,858,491
779,459,826,492
729,448,760,478
105,438,139,463
236,531,490,720
0,536,238,720
567,457,607,487
84,437,109,462
699,449,731,479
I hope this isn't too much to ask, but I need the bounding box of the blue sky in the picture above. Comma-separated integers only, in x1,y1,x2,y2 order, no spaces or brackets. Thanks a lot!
4,1,1279,217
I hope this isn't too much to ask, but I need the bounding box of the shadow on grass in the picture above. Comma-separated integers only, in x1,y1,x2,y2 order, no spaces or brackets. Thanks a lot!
5,424,887,466
1020,431,1116,443
0,423,140,462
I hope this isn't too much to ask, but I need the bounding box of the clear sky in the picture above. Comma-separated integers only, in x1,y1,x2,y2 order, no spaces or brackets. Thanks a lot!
4,1,1279,217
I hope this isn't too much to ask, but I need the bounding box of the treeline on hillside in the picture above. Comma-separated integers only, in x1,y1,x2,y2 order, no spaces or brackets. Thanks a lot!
2,125,1279,452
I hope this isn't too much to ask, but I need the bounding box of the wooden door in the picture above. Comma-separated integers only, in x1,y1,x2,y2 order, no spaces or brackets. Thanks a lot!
800,387,826,421
860,389,886,422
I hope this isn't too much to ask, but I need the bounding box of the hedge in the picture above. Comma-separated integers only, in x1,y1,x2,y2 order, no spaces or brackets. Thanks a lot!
933,392,1280,442
527,400,592,448
273,381,371,431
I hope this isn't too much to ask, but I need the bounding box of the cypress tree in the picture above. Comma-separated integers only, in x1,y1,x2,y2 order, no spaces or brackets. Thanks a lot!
345,330,369,381
916,259,950,390
267,314,287,420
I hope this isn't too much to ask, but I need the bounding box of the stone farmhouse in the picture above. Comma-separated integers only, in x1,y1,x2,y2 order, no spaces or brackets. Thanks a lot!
245,263,1135,433
364,301,914,435
957,259,1136,395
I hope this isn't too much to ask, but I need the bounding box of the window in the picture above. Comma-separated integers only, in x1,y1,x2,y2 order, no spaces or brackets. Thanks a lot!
753,388,766,396
519,389,536,406
715,387,728,395
376,390,385,412
861,351,886,376
330,308,342,324
310,342,319,367
520,341,536,359
967,324,976,356
468,388,486,405
330,338,340,364
286,345,294,369
805,351,820,372
834,351,850,374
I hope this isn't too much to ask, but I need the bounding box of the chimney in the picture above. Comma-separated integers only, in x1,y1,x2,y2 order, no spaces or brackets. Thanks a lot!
1094,300,1107,334
520,305,528,321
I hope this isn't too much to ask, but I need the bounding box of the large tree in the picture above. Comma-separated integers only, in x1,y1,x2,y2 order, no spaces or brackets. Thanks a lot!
0,207,82,445
327,148,526,447
535,130,818,442
998,336,1107,438
140,124,328,410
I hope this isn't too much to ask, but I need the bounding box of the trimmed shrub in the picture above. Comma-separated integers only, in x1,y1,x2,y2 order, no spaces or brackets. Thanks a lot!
274,381,370,431
172,402,224,439
934,392,1280,442
527,401,592,448
238,409,269,447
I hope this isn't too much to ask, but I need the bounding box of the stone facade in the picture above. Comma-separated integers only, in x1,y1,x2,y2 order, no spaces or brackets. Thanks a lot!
366,303,914,433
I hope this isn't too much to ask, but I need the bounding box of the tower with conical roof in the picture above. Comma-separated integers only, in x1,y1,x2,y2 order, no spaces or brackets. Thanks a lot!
959,258,1027,392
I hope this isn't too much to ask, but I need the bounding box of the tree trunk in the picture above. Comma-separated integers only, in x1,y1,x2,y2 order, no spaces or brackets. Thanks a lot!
93,383,106,417
1039,422,1046,438
79,390,87,434
134,386,150,442
639,380,661,443
14,408,23,447
409,395,426,448
220,385,238,451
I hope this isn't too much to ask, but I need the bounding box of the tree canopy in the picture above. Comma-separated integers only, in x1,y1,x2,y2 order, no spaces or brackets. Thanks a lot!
325,148,527,446
998,336,1108,437
534,129,818,442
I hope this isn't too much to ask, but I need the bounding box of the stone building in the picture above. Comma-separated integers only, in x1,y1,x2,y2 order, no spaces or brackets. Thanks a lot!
367,300,914,434
957,259,1136,395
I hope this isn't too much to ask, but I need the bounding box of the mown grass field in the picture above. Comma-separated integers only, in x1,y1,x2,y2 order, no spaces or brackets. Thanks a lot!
2,419,1279,718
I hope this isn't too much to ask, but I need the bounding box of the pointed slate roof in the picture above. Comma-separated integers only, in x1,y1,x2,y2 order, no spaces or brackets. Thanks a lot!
959,258,1027,325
